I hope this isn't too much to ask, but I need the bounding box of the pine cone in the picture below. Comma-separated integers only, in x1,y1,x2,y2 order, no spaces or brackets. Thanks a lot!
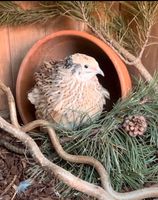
122,115,147,137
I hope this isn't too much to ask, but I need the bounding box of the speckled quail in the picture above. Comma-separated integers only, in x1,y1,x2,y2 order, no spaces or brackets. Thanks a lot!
28,53,110,130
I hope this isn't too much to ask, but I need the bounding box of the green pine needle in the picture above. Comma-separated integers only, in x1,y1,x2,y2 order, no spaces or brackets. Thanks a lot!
0,1,59,26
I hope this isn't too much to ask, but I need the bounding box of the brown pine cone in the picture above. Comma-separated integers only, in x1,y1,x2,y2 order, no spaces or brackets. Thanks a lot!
122,115,147,137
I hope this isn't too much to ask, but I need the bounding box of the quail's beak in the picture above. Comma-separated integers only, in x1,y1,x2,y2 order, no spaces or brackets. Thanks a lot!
97,68,104,77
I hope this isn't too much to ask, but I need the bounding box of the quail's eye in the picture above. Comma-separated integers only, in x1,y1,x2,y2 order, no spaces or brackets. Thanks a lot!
84,65,89,68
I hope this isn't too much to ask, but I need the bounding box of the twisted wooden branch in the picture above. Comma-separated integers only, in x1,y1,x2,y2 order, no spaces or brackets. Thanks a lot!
0,79,158,200
0,81,20,128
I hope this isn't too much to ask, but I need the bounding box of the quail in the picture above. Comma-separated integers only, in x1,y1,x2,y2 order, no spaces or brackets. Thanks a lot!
28,53,110,130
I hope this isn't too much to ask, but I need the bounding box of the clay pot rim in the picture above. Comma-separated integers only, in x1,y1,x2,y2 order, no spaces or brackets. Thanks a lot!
16,30,132,102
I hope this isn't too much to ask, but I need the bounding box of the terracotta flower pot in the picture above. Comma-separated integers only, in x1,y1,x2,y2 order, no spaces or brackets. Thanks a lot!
16,30,132,124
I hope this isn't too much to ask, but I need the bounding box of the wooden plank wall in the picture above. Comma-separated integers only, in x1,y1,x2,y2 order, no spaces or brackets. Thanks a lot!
0,2,158,112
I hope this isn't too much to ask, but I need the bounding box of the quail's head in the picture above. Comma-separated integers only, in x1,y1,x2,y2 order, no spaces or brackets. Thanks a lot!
64,53,104,81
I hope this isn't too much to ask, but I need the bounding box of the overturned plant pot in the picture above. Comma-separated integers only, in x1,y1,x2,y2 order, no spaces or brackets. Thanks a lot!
16,30,132,124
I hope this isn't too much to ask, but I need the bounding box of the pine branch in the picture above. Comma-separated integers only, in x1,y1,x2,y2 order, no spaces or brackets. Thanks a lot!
55,1,158,90
0,1,59,26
